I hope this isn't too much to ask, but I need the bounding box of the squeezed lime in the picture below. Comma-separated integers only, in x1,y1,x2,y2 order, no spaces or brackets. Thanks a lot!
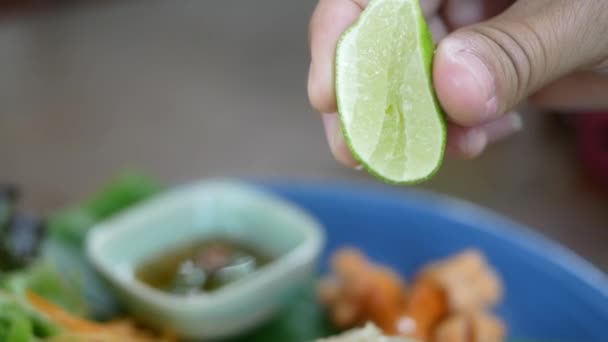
335,0,446,184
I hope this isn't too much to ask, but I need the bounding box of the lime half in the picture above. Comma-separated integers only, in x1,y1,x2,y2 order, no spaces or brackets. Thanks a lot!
335,0,446,184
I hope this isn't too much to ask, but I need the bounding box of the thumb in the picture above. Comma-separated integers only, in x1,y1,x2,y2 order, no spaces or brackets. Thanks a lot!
433,0,608,126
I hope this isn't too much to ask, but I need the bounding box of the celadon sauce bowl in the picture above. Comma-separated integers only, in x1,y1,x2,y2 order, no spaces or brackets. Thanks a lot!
86,180,325,340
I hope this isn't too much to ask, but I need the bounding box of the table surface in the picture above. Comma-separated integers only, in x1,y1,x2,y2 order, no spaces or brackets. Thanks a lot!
0,0,606,270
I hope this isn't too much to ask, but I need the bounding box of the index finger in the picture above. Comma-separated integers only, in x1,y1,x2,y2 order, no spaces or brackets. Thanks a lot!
308,0,365,113
308,0,443,114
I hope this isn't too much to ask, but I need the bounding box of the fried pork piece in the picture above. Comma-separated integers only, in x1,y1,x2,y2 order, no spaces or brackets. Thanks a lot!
396,249,504,340
397,277,448,340
317,249,408,330
433,312,506,342
318,248,505,342
421,250,503,313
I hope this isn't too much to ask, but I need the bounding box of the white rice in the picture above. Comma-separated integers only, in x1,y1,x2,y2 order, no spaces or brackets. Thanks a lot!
315,323,417,342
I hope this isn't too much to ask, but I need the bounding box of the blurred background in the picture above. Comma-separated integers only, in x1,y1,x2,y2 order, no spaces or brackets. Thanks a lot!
0,0,606,269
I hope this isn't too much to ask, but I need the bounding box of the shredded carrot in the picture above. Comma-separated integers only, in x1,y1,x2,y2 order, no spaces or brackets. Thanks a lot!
26,290,177,341
26,291,107,333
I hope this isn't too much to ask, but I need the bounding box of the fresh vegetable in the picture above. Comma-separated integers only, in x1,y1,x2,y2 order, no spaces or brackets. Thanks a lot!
0,173,164,341
0,290,59,341
1,262,86,316
0,260,90,341
0,172,164,342
26,291,177,342
0,262,72,341
42,172,163,319
47,173,162,244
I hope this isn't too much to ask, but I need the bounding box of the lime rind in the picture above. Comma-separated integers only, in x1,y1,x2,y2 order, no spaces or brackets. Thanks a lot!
335,0,446,184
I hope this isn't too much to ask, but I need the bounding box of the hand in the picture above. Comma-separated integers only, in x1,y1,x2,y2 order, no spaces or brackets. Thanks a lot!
308,0,608,164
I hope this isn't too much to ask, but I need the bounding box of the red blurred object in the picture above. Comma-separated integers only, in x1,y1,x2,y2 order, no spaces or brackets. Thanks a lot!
576,112,608,190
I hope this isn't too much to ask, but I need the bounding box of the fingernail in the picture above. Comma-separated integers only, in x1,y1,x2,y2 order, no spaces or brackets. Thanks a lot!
484,112,524,143
307,62,315,100
510,113,524,131
458,129,487,158
322,113,339,152
354,164,364,171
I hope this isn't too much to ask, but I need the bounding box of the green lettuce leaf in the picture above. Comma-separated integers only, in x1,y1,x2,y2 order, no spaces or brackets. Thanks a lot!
43,172,163,320
47,173,162,245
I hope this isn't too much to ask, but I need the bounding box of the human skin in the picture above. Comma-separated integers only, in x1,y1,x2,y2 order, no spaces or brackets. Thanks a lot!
308,0,608,164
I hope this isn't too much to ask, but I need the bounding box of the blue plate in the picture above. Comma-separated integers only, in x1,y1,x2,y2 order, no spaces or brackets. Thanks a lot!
261,181,608,341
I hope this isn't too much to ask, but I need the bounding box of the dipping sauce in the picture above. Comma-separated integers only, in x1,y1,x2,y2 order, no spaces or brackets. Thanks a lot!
136,238,272,295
